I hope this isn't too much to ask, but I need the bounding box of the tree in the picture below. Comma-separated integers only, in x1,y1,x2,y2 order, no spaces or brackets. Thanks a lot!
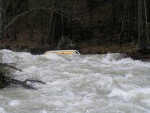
48,0,70,48
138,0,149,50
0,0,4,38
0,0,2,38
0,62,46,89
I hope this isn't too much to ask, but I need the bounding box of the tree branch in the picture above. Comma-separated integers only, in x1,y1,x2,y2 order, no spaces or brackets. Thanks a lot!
4,7,72,31
0,63,22,72
8,78,46,89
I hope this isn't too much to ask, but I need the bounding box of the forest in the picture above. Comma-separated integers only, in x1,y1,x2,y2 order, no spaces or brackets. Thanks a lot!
0,0,150,55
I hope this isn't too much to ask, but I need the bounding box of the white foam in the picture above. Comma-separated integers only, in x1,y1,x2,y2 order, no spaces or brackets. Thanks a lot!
129,88,150,99
0,108,6,113
40,109,48,113
101,53,124,64
108,88,133,101
43,54,64,60
0,95,2,98
1,50,150,113
141,99,150,107
97,75,113,90
9,100,20,107
125,73,133,78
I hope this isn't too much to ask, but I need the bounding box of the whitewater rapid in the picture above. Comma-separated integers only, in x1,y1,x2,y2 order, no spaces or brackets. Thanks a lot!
0,49,150,113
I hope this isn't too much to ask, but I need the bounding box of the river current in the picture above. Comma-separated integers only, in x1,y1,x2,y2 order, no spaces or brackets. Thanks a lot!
0,49,150,113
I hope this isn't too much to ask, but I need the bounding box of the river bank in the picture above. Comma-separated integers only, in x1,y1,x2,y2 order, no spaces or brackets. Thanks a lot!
0,38,150,60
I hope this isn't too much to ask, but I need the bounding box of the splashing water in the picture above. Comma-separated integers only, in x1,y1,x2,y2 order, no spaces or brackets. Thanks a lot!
0,49,150,113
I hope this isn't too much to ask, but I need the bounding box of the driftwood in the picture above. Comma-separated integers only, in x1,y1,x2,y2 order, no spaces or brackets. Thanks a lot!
0,63,23,72
7,78,46,89
0,63,46,89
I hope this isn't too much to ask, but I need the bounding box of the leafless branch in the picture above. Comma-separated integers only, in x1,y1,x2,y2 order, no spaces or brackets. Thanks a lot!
7,78,46,89
0,63,22,72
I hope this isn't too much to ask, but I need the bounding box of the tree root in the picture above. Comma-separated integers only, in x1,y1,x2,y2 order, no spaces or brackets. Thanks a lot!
1,63,46,89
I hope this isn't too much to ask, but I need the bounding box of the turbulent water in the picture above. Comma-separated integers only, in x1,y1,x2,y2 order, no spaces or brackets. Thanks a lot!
0,49,150,113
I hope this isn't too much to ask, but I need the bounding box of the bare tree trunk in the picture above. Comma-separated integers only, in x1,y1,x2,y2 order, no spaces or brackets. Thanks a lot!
41,11,44,44
144,0,149,42
0,0,4,39
138,0,144,50
127,0,131,42
48,0,68,49
138,0,148,50
70,14,73,40
12,0,17,41
48,0,55,47
0,0,2,38
110,0,116,45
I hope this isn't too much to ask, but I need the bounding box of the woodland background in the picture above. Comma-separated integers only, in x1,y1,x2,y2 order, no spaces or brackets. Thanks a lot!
0,0,150,55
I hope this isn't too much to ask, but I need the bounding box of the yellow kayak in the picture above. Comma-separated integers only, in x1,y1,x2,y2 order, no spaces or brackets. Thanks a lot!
44,50,80,55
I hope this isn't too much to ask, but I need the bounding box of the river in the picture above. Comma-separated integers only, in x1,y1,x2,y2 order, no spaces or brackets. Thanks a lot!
0,49,150,113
